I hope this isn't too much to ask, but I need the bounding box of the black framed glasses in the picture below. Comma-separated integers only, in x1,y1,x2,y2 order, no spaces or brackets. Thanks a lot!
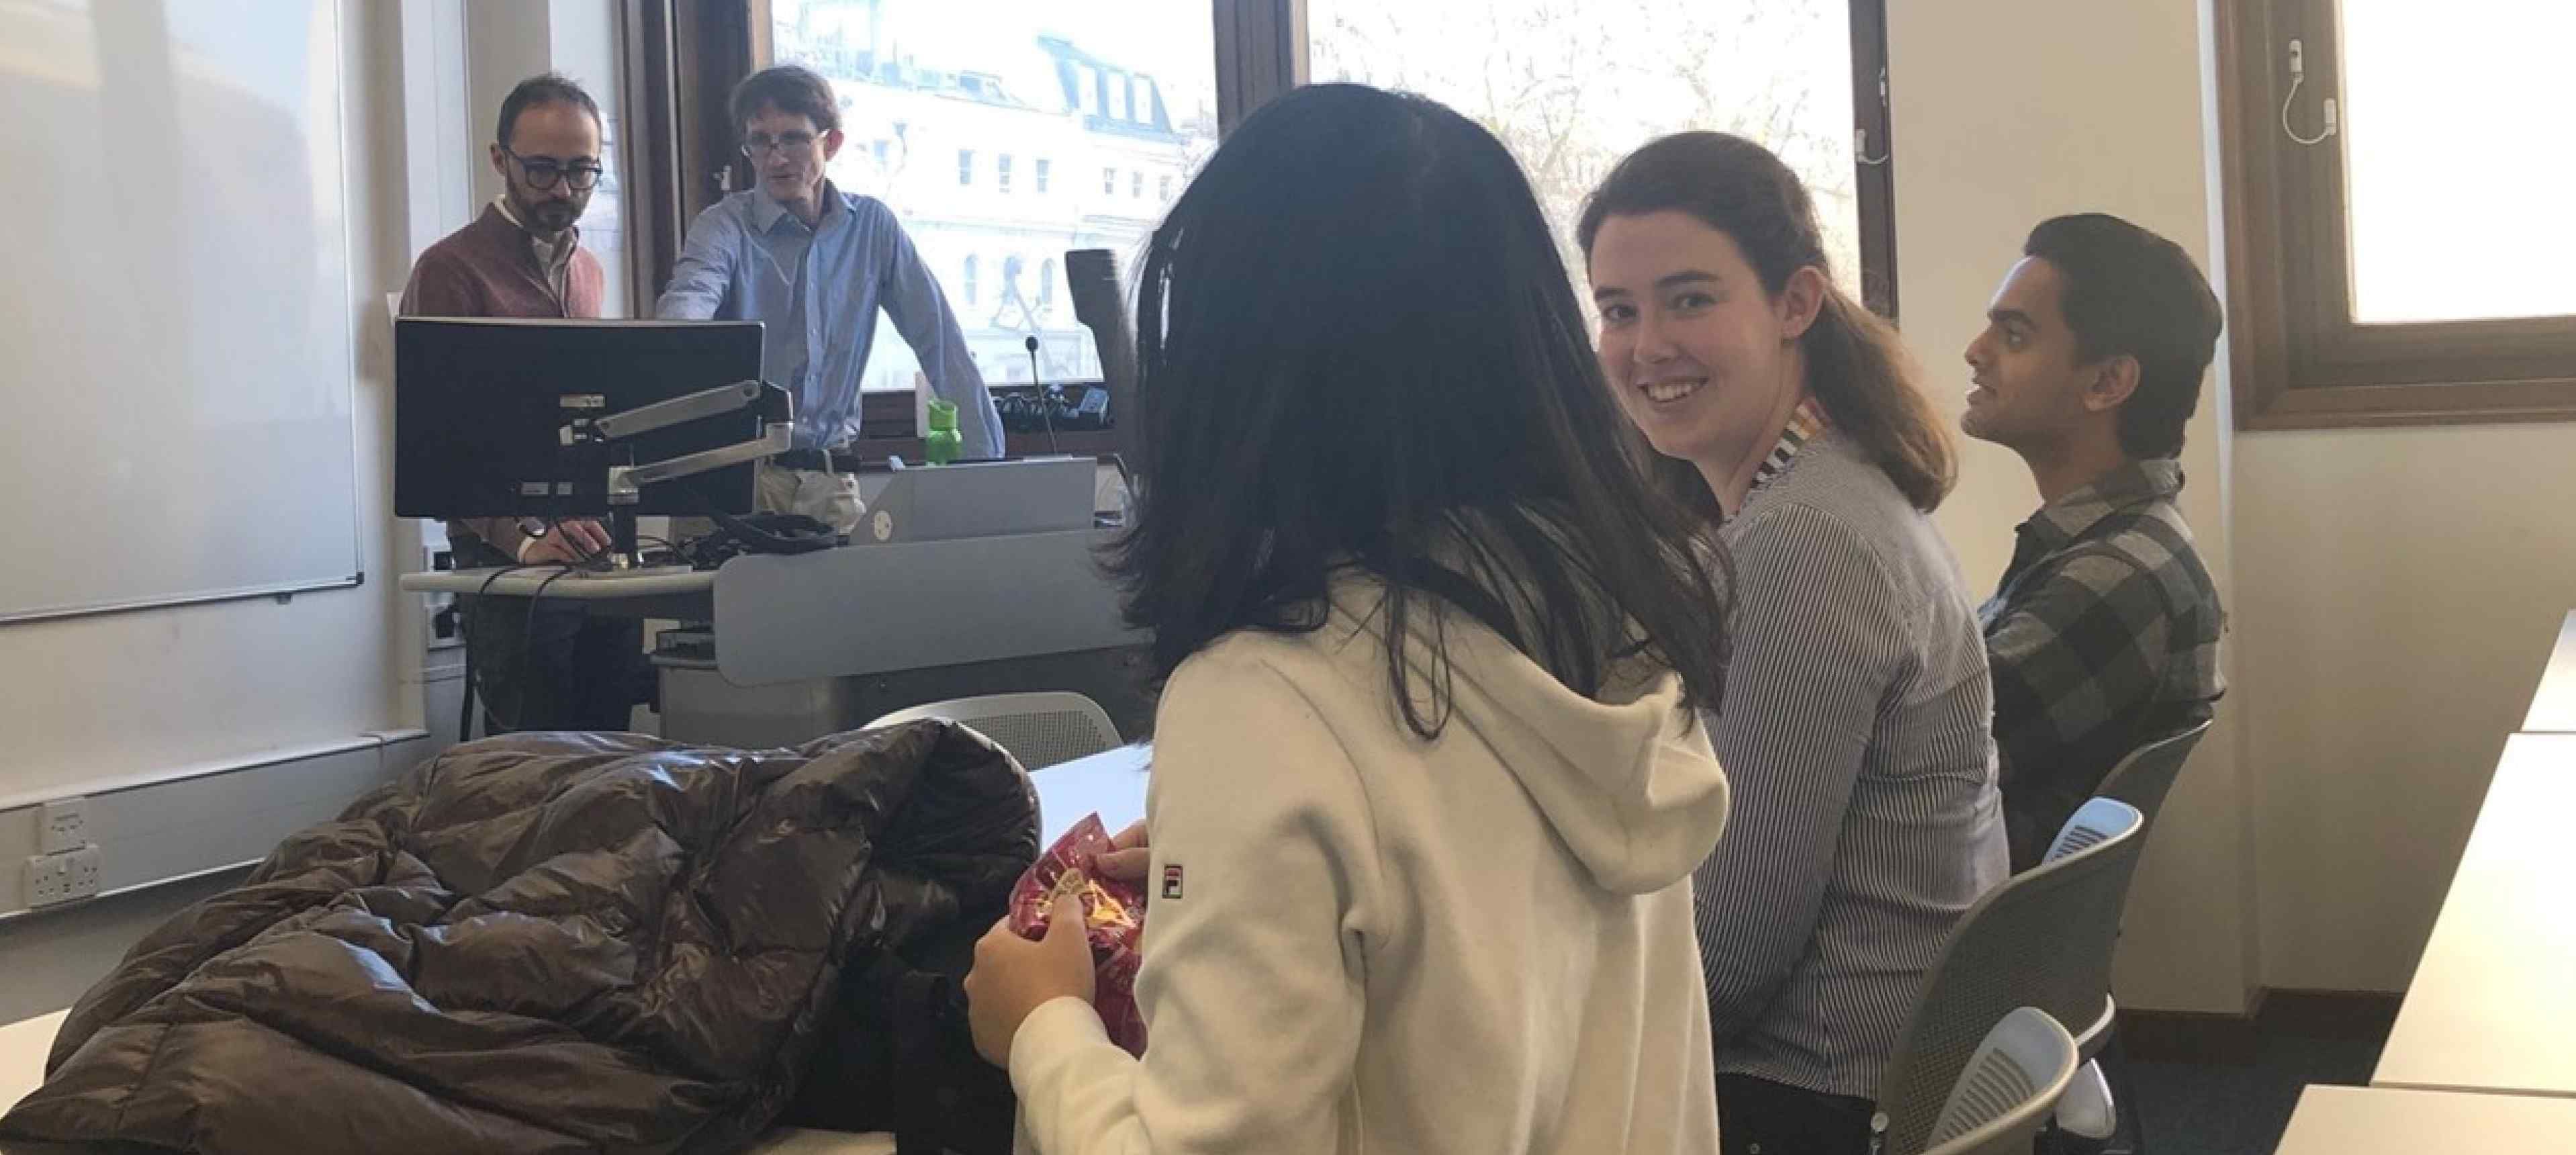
741,131,820,158
501,146,603,191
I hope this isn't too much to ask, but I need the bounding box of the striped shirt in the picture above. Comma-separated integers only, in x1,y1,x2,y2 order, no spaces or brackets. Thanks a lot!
1694,430,2009,1101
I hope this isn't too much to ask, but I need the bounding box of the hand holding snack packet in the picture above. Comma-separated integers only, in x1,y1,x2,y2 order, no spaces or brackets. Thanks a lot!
1005,814,1150,1055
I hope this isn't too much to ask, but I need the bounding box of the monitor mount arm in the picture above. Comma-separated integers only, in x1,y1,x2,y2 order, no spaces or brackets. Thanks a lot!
559,380,794,568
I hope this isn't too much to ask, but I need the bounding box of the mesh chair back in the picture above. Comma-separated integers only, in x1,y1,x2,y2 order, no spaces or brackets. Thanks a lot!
1872,800,2144,1155
2093,720,2212,829
866,692,1123,772
1921,1007,2080,1155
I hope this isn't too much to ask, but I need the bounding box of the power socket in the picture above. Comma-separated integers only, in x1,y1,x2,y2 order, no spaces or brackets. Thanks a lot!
39,797,89,856
24,846,101,908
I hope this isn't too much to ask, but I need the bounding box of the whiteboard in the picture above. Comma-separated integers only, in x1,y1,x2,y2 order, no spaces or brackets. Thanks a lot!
0,1,361,622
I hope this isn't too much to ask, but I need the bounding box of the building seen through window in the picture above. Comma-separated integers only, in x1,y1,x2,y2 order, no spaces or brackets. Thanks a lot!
771,0,1218,393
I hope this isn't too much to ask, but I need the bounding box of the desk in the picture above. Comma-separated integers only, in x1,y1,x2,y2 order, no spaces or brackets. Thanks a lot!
1035,743,1152,844
2525,610,2576,734
0,1011,62,1119
2373,733,2576,1099
2274,1084,2576,1153
400,565,714,622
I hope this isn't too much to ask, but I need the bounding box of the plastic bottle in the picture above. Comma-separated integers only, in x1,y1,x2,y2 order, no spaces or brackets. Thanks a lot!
923,397,962,465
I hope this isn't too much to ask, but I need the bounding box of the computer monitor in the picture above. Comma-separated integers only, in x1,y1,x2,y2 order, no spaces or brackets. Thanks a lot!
394,318,767,521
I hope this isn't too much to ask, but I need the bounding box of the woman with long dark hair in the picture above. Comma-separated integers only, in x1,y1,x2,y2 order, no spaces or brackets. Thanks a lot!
962,85,1735,1154
1580,132,2007,1155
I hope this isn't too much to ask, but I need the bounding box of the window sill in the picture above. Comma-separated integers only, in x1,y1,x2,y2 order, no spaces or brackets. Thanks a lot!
2236,376,2576,432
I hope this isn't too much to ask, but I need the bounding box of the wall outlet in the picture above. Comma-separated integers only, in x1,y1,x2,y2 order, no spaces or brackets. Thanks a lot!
66,845,103,900
24,845,101,908
39,796,89,856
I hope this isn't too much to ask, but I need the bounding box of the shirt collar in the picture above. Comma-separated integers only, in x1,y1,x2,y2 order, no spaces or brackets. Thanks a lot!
1747,395,1831,498
2023,458,2187,548
750,179,839,234
490,196,576,269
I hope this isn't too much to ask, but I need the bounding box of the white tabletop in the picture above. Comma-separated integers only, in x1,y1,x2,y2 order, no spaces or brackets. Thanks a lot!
2,1008,892,1152
400,565,715,600
2525,610,2576,734
2276,1084,2576,1152
750,1129,896,1154
1035,743,1152,845
2374,733,2576,1098
0,1010,64,1117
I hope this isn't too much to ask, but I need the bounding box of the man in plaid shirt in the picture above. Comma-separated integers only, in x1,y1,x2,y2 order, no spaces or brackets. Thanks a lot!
1961,214,2227,870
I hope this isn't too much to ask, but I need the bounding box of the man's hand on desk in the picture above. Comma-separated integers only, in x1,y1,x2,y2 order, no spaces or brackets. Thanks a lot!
516,518,613,565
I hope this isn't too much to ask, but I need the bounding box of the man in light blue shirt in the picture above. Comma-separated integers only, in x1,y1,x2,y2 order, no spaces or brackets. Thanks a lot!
658,64,1004,504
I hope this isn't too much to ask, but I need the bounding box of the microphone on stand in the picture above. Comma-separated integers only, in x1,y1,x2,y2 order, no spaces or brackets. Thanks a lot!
1025,334,1059,456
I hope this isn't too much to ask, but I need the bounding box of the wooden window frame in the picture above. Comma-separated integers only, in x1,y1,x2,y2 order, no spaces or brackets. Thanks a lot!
622,0,757,304
2217,0,2576,430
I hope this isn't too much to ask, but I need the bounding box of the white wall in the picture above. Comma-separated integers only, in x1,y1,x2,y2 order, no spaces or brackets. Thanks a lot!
0,0,410,809
2239,428,2576,991
1889,0,2253,1013
463,0,631,316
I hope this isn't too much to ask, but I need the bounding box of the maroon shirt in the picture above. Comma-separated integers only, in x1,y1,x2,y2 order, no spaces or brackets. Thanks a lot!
401,201,604,321
400,202,606,559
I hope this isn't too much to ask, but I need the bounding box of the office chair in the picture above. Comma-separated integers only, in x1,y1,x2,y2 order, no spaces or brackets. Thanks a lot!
2045,723,2213,1154
866,692,1123,772
1919,1008,2082,1155
1871,799,2148,1155
2095,721,2214,831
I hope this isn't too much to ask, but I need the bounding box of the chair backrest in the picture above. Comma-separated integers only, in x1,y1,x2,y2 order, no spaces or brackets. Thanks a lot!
1871,798,2146,1155
2092,719,2212,829
2041,796,2148,868
866,692,1122,772
1919,1007,2081,1155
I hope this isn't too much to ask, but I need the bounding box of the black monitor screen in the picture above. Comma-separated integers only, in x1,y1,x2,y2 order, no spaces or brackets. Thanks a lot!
396,318,765,520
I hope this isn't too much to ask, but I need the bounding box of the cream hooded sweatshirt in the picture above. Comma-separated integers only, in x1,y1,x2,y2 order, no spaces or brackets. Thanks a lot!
1009,586,1729,1154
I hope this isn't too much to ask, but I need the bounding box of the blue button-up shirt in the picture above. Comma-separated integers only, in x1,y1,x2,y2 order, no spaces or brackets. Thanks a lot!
657,182,1003,455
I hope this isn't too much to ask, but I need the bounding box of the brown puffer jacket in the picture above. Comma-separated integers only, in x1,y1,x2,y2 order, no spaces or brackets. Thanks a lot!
0,721,1036,1154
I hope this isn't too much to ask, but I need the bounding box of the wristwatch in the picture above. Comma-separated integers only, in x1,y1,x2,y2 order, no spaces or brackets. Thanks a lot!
514,518,551,563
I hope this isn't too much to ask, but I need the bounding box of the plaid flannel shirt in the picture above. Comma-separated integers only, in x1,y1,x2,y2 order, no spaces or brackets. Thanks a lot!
1980,459,2223,870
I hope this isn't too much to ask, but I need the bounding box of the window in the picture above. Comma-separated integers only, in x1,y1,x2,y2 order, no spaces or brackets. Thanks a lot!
1309,0,1889,315
1040,257,1058,309
766,0,1220,394
2219,0,2576,426
655,3,1884,399
1160,174,1173,201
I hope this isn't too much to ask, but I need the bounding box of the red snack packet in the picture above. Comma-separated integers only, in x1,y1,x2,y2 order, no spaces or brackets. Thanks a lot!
1007,813,1148,1054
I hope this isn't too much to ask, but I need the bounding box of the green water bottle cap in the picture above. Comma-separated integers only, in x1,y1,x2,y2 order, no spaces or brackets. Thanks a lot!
927,397,958,431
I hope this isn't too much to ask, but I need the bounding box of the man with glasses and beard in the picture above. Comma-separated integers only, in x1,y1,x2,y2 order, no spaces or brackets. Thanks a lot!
657,65,1002,532
402,73,651,735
